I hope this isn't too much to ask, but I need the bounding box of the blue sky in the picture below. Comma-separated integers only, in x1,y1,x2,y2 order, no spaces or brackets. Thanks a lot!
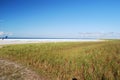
0,0,120,38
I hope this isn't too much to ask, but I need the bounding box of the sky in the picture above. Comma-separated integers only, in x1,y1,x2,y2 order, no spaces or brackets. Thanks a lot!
0,0,120,38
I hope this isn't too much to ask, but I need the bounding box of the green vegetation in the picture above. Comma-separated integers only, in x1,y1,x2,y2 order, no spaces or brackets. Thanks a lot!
0,41,120,80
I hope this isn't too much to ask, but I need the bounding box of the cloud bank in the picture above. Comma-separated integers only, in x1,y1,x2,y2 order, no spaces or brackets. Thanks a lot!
0,31,13,36
79,32,120,38
0,32,4,36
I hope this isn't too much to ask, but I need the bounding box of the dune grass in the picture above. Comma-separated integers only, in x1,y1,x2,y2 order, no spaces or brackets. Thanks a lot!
0,41,120,80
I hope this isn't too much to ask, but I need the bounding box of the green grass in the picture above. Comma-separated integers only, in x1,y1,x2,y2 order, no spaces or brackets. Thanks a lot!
0,41,120,80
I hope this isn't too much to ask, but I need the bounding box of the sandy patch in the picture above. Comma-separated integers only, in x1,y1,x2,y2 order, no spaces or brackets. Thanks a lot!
0,39,103,45
0,59,47,80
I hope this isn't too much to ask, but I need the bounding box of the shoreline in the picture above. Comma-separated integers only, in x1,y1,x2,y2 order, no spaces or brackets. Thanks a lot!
0,39,103,45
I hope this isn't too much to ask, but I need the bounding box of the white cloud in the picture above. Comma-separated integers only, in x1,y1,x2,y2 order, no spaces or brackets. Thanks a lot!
0,31,13,36
79,32,120,38
0,31,4,36
6,32,13,36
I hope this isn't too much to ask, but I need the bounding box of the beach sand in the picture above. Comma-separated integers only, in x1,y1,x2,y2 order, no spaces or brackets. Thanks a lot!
0,39,102,45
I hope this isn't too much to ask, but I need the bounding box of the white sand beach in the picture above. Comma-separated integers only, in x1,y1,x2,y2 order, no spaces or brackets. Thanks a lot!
0,39,102,45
